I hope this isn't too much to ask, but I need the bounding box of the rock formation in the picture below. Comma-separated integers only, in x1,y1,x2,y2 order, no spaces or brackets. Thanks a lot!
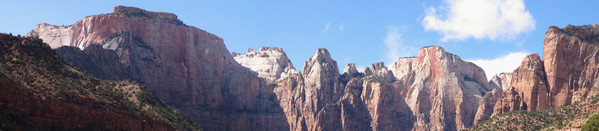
490,24,599,117
389,46,490,130
492,54,550,115
473,88,503,125
28,6,500,131
543,24,599,107
489,72,512,91
28,6,289,131
232,47,298,83
237,46,490,130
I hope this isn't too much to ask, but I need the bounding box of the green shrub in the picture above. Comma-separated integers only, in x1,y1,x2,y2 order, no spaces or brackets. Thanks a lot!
582,113,599,131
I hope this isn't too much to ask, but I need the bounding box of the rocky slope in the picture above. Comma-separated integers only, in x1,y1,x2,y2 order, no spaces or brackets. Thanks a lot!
0,33,200,130
471,94,599,130
28,6,289,131
236,46,491,130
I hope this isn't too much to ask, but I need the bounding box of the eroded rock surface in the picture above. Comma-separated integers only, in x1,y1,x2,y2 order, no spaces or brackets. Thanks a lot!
492,54,550,115
490,25,599,117
30,6,502,131
233,47,298,83
543,24,599,107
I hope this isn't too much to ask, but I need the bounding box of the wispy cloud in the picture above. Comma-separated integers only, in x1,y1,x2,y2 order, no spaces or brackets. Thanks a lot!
384,26,417,64
324,22,345,32
468,52,529,80
324,23,331,32
422,0,535,41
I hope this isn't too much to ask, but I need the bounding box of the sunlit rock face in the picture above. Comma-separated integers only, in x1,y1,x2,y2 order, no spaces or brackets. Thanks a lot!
29,5,514,131
492,54,550,115
489,72,513,91
242,46,491,131
489,24,599,119
232,47,299,83
543,24,599,107
28,6,290,131
388,46,491,130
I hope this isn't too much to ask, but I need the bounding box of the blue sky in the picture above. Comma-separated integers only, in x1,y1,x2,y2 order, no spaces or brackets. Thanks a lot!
1,0,598,79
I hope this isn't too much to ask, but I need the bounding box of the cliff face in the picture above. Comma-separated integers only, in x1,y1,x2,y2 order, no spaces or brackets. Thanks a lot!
28,6,289,131
236,46,490,131
490,25,599,117
492,54,550,115
389,46,490,130
543,24,599,107
0,33,199,130
29,6,500,131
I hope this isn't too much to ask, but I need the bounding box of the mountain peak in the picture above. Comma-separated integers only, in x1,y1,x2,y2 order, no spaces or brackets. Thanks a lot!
302,48,339,86
233,47,297,82
309,48,333,63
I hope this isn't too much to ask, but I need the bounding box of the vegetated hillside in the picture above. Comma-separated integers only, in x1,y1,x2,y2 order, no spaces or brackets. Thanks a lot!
0,33,201,130
470,94,599,130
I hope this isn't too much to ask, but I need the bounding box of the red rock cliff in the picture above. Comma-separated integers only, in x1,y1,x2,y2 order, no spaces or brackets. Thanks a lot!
27,6,289,131
543,24,599,107
238,46,491,131
489,24,599,118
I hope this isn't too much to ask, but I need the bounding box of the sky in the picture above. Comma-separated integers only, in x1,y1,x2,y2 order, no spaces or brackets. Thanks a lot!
1,0,599,79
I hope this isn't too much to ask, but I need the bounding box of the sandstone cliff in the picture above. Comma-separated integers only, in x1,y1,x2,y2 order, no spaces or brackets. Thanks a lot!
490,24,599,117
28,6,497,131
28,6,289,131
543,24,599,107
492,54,550,115
238,46,490,131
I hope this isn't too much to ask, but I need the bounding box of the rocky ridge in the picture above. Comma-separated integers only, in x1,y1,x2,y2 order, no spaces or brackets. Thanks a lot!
28,5,599,131
232,47,298,83
0,33,200,130
237,46,491,130
28,5,494,129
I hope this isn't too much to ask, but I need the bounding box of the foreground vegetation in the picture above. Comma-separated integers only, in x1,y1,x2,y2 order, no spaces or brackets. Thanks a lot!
471,94,599,130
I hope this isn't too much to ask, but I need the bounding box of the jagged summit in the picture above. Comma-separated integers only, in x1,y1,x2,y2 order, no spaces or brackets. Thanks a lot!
342,63,359,76
308,48,335,64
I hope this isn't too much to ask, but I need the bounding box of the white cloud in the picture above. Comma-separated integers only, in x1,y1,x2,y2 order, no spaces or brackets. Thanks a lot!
324,23,331,32
338,24,345,31
468,52,529,80
384,26,417,64
422,0,535,41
